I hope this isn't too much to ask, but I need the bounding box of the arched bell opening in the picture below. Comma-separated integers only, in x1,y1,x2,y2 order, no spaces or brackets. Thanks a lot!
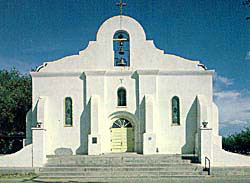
113,30,130,67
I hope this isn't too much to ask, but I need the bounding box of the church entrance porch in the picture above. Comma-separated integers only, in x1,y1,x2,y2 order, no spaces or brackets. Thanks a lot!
110,118,134,152
40,154,208,178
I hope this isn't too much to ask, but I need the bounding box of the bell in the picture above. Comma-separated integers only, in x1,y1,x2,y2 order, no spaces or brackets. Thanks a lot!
119,47,124,55
119,41,123,46
118,58,126,66
118,34,123,39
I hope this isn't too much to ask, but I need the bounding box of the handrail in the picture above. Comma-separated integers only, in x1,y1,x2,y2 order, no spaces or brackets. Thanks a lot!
205,156,211,175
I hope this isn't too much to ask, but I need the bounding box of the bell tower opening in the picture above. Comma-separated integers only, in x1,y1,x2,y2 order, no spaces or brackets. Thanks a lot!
113,30,130,67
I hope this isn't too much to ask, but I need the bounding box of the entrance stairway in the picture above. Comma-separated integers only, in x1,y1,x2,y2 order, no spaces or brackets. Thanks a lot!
37,154,208,178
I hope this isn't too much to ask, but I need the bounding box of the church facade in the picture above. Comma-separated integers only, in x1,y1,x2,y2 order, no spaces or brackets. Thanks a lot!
30,14,219,158
1,15,250,167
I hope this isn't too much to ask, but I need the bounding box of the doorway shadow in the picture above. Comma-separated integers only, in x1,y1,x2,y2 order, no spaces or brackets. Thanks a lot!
181,97,198,155
76,74,90,155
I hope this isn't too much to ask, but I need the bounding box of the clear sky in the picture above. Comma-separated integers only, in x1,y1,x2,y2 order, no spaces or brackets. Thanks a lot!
0,0,249,136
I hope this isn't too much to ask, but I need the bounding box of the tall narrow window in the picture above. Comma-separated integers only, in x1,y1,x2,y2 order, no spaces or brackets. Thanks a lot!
65,97,73,126
113,30,130,67
172,96,180,125
117,88,127,106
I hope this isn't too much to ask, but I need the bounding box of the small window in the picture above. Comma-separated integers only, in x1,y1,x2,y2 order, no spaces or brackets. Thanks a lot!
65,97,73,126
117,87,127,106
172,96,180,125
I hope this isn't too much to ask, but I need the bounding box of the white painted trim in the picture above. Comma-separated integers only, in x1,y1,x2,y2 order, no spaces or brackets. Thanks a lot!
31,70,214,78
31,72,82,77
136,70,214,76
158,70,214,75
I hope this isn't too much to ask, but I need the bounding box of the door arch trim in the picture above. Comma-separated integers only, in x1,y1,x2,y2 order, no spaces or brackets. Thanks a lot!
108,111,139,153
108,111,139,129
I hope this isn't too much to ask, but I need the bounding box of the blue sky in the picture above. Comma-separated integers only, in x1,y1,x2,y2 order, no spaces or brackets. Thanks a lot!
0,0,249,136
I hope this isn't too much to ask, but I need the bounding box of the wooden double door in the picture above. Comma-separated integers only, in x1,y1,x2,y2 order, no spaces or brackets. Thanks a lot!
110,118,134,152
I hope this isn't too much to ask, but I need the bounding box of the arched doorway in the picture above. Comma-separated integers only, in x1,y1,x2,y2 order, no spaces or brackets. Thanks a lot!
110,118,134,152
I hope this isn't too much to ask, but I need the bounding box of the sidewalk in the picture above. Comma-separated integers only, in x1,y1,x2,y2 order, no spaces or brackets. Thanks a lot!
1,176,250,183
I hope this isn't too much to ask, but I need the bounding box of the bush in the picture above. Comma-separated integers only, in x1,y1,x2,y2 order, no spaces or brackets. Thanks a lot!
222,127,250,155
0,69,32,154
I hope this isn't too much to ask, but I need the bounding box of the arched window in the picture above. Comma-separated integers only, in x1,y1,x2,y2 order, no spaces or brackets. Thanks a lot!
65,97,73,126
172,96,180,125
112,118,132,128
117,88,127,106
113,30,130,67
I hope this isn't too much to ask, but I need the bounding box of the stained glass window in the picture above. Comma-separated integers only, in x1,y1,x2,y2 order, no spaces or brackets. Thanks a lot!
172,96,180,125
65,97,72,126
117,88,126,106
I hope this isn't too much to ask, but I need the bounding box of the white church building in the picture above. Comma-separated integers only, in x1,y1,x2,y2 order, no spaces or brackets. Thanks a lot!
1,15,250,167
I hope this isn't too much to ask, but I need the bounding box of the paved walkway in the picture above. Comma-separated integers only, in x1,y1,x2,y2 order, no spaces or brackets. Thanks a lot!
1,176,250,183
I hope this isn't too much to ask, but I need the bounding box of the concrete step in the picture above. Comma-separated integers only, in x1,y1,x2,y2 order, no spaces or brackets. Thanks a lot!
38,171,208,178
38,175,208,179
40,154,207,178
46,160,191,165
45,155,192,166
39,166,203,173
45,161,192,167
46,154,183,158
46,155,188,160
36,175,209,182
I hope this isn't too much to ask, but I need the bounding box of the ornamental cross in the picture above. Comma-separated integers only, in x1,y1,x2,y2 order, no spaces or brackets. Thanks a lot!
120,78,123,84
116,0,127,16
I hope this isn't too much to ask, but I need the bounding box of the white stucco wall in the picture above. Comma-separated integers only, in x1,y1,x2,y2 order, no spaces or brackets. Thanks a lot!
0,145,32,167
31,74,84,155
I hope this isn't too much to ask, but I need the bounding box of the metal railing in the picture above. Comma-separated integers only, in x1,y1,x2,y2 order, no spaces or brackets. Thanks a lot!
205,156,211,175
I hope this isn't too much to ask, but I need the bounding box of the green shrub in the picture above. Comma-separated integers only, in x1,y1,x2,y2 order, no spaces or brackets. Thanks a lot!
222,127,250,155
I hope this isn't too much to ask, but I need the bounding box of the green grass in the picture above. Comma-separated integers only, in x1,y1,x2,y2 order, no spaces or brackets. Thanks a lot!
0,172,37,179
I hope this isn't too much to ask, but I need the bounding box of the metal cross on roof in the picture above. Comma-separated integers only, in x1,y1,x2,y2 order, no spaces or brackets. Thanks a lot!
116,0,127,16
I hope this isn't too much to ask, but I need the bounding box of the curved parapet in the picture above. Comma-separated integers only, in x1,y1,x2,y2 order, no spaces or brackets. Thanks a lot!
97,15,146,43
0,144,32,167
31,15,208,72
213,145,250,166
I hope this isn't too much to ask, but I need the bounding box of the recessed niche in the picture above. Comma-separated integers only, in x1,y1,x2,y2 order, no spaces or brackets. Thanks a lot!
92,137,97,144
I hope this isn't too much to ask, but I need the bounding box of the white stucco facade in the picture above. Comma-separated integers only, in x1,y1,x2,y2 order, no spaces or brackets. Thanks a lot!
1,15,250,167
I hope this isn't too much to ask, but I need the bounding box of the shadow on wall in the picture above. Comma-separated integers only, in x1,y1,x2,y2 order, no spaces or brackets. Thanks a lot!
76,74,90,155
132,72,144,154
26,101,39,145
181,97,198,154
137,96,146,154
55,147,73,155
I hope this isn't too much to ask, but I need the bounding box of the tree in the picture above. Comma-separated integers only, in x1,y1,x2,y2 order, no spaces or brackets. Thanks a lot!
222,127,250,155
0,69,32,153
